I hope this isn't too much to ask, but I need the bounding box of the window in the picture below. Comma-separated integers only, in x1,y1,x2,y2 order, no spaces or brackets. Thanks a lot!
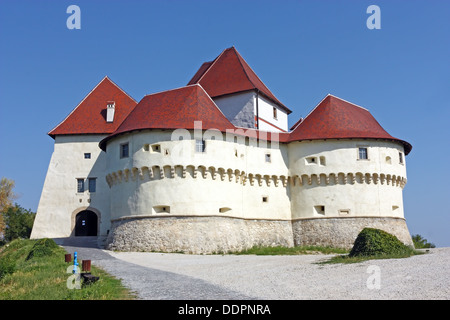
306,157,317,164
77,179,84,193
358,147,368,160
195,139,206,153
399,152,404,164
262,196,269,203
314,205,325,215
151,144,161,153
120,143,129,158
273,107,277,119
88,178,96,193
319,156,326,166
265,153,271,163
84,153,91,159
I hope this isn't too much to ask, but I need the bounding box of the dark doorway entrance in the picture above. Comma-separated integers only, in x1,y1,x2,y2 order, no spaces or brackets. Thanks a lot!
75,210,98,236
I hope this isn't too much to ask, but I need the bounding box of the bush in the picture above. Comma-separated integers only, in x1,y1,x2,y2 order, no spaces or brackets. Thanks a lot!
349,228,413,257
0,256,15,279
26,238,59,260
412,234,436,249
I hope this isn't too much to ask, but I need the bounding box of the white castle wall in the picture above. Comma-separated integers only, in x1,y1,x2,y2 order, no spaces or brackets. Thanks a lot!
106,130,291,222
257,94,288,132
104,130,412,252
31,135,111,239
212,91,289,132
288,139,407,219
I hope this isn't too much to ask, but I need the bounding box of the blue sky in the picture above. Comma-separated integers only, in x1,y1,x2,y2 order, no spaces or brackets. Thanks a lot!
0,0,449,247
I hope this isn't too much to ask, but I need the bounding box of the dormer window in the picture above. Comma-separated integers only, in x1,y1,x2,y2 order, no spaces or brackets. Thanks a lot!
106,101,115,123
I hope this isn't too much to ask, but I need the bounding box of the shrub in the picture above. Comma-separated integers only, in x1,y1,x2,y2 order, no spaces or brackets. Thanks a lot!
26,238,59,260
412,234,436,249
349,228,413,257
0,256,15,279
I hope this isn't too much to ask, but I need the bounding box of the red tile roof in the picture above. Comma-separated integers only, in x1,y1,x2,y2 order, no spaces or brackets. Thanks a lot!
99,84,236,150
48,76,137,138
289,95,412,154
188,47,292,114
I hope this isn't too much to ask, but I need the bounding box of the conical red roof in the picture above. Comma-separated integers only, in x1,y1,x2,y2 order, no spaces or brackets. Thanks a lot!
289,95,412,154
188,47,291,114
100,84,236,150
48,76,137,138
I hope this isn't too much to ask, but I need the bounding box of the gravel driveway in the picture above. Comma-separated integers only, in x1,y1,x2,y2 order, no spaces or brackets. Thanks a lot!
60,238,450,300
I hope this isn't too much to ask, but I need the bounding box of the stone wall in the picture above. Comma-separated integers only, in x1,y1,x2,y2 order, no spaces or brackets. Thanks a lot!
292,216,413,249
106,215,413,253
106,216,294,254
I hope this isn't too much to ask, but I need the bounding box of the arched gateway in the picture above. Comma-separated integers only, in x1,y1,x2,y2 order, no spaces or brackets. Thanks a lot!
75,210,98,236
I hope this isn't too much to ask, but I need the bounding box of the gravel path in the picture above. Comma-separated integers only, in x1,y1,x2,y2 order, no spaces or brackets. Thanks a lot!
59,238,450,300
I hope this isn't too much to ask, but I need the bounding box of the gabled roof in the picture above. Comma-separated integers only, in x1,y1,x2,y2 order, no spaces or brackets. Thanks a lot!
48,76,137,138
289,94,412,154
188,47,292,114
99,84,236,150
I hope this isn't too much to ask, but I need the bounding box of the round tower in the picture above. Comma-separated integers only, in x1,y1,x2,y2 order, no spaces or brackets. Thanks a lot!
288,95,413,248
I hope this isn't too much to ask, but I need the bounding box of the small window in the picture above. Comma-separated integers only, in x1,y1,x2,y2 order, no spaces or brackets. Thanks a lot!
143,144,150,151
314,205,325,215
306,157,317,164
265,153,271,163
77,179,85,193
262,196,269,203
358,147,368,160
153,205,170,214
195,139,206,153
88,178,96,193
120,143,129,158
339,209,350,215
386,156,392,164
319,156,326,166
399,152,404,164
273,107,278,119
84,153,91,159
151,144,161,153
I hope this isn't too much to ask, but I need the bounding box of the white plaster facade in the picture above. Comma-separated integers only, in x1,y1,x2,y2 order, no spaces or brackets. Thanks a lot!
213,91,289,132
31,135,111,239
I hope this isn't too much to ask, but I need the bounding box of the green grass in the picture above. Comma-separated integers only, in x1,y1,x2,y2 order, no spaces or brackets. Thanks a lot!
320,249,424,264
0,239,135,300
228,245,349,255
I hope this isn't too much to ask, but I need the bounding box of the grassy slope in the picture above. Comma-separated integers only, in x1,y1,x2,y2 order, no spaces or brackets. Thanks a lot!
0,239,134,300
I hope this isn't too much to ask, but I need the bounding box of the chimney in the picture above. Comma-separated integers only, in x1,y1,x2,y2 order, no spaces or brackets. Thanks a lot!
106,101,115,122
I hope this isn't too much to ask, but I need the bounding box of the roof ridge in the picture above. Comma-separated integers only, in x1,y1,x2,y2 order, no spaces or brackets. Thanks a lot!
194,83,234,127
195,48,227,84
230,47,256,90
105,76,138,104
327,94,369,112
48,76,111,136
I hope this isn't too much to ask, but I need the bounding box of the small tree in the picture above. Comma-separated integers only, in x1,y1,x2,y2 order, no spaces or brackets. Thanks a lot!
2,204,35,242
0,178,17,238
412,234,436,249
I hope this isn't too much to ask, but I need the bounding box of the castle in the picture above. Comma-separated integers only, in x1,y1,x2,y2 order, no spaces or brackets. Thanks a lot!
31,47,413,253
